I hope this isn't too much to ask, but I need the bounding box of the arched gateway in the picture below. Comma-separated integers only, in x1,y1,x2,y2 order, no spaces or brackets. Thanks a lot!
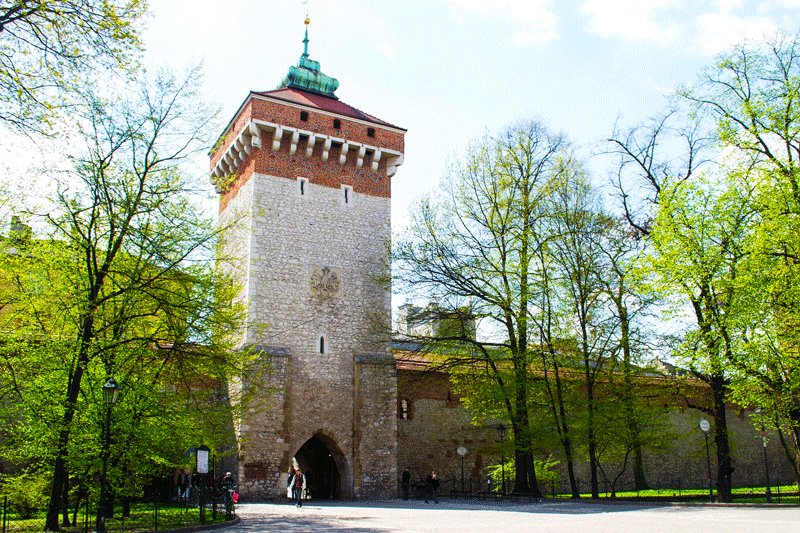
294,433,345,500
212,19,405,500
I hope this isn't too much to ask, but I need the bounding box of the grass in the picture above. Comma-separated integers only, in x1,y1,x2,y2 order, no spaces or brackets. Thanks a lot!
551,484,800,504
1,501,233,532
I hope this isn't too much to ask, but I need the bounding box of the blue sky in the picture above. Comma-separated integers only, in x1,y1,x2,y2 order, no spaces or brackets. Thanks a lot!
2,1,797,232
143,1,800,230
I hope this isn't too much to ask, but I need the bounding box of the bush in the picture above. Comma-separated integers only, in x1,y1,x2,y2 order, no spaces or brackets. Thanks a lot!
0,474,51,519
486,455,560,493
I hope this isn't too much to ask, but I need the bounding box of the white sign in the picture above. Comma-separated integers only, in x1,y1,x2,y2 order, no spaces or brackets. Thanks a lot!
699,419,710,433
457,446,467,456
197,448,210,474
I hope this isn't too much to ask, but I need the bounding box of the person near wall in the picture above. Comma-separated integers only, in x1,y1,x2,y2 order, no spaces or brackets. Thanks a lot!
289,467,307,508
425,470,439,504
286,467,294,501
401,468,411,500
220,471,237,518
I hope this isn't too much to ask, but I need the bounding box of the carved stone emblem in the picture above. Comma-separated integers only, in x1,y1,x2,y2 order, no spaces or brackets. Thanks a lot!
310,266,340,299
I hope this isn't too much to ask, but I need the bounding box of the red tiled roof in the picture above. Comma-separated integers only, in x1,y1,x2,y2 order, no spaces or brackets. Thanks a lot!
252,87,405,131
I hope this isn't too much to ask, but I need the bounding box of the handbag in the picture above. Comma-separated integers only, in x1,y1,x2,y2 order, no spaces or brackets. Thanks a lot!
232,491,239,503
287,486,292,498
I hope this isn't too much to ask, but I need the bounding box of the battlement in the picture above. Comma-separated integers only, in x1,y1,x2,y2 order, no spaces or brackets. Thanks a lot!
211,90,404,210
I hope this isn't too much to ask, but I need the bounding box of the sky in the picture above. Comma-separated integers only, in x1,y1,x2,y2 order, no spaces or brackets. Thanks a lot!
142,0,800,233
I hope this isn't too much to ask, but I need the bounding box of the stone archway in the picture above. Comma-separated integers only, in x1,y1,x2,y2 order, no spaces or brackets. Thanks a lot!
294,432,345,499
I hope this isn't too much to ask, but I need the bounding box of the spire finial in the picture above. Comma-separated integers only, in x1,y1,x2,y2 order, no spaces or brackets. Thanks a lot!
277,5,339,99
303,16,310,57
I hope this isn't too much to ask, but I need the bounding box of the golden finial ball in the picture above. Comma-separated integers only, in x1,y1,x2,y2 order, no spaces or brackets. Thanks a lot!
304,17,310,25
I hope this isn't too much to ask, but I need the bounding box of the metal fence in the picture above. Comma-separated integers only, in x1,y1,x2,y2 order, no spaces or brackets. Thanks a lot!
0,490,236,532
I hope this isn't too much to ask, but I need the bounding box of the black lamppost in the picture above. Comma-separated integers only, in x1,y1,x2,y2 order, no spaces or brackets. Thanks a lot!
755,408,772,503
699,418,713,502
457,446,467,494
96,378,120,533
496,425,507,495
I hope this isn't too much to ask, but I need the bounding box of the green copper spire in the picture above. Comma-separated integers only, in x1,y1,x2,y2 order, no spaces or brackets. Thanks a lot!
279,17,340,99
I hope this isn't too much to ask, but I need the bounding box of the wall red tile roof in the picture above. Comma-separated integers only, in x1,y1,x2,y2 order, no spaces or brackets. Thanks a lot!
253,88,405,131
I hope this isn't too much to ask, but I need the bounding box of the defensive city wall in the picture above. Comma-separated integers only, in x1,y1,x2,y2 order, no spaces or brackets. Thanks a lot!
395,352,797,496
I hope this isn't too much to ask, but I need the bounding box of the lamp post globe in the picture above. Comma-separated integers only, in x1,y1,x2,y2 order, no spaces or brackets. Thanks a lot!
457,446,467,494
699,418,713,502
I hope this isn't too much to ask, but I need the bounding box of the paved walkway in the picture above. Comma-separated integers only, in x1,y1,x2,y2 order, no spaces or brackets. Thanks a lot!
227,498,800,532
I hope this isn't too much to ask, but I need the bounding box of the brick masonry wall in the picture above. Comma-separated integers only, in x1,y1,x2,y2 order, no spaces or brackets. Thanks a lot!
214,96,405,211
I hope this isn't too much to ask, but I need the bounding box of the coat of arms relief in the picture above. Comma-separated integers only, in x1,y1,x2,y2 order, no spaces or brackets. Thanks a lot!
310,266,340,298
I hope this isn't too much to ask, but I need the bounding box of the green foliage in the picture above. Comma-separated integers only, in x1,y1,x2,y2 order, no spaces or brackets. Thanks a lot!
0,473,51,519
0,0,147,132
0,69,259,529
486,455,560,492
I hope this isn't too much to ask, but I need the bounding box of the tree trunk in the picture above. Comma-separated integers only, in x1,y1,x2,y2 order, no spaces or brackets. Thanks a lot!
60,476,71,527
711,374,733,502
511,398,541,496
618,302,649,491
45,309,98,530
586,383,599,499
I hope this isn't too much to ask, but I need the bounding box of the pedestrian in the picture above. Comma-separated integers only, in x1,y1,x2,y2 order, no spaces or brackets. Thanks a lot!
177,468,190,501
401,467,411,500
289,467,307,507
425,470,439,503
220,471,237,519
221,471,235,492
286,467,294,500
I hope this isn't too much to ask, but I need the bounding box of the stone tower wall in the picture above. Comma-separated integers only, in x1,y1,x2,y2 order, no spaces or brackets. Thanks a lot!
354,355,399,499
217,118,400,498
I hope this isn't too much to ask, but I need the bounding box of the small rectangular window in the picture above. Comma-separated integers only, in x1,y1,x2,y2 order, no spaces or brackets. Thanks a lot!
398,399,411,419
340,184,353,206
297,176,309,197
367,127,375,137
300,111,309,121
333,119,341,129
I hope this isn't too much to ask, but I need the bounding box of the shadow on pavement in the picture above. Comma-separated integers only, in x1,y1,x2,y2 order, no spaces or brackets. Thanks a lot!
231,507,393,532
240,498,674,516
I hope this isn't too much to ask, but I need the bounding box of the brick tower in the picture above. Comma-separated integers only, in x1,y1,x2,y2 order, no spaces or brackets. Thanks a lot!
210,19,405,500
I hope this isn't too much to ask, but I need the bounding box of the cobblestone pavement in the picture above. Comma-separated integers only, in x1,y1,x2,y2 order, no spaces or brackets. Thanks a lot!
226,498,800,533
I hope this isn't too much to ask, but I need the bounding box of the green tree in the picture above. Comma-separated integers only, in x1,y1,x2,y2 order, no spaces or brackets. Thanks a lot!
548,168,615,499
680,33,800,484
649,173,754,502
394,121,573,496
596,216,666,491
0,70,255,530
0,0,146,133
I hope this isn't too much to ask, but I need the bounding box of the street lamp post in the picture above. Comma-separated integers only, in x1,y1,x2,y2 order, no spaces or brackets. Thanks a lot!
699,418,713,502
96,378,120,533
496,425,507,495
457,446,467,494
755,409,772,503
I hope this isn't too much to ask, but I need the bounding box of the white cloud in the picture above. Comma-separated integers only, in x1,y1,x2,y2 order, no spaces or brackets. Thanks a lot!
694,12,777,55
581,0,798,57
441,0,558,44
580,0,680,43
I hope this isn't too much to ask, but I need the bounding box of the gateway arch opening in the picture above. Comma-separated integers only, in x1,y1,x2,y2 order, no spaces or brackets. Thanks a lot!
294,434,343,499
